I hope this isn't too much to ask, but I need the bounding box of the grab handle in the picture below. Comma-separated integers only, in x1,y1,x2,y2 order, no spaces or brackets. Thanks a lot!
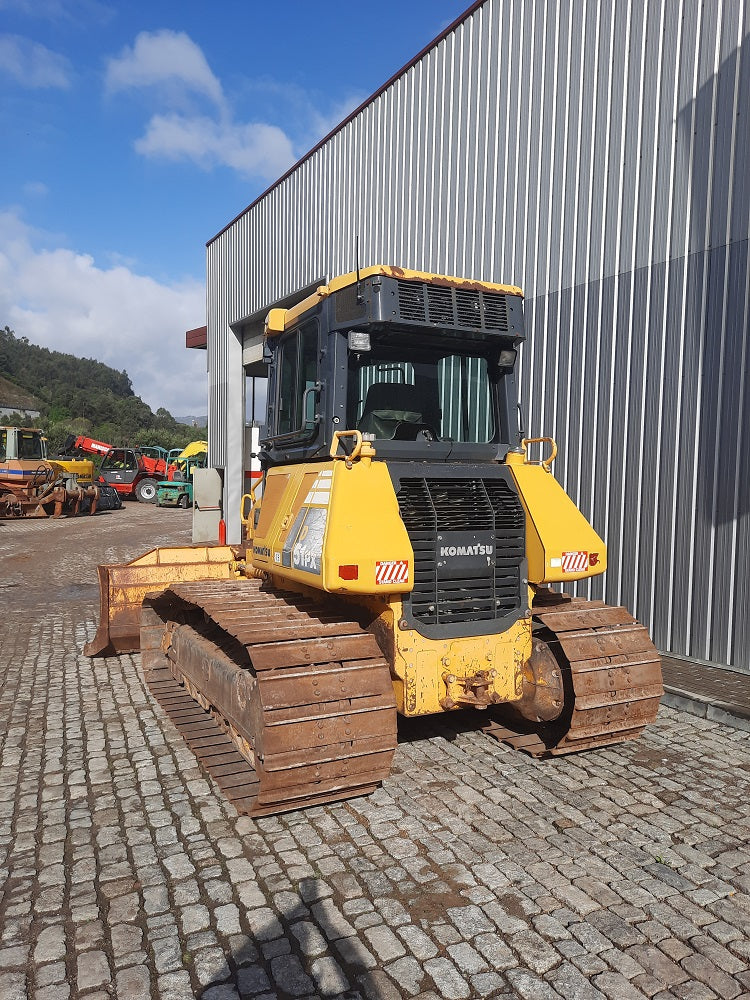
521,436,557,470
330,429,364,460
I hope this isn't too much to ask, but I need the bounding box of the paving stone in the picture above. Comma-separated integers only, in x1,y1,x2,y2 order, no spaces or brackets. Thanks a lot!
76,950,111,991
35,985,70,1000
364,923,406,962
691,935,747,975
589,909,647,948
470,971,508,997
35,961,67,988
310,955,350,996
549,962,608,999
424,957,471,999
203,986,241,1000
680,955,742,999
111,922,143,957
397,924,439,961
359,968,408,1000
626,945,690,987
593,971,651,999
311,898,356,940
115,964,151,998
192,946,231,987
505,967,565,999
3,518,750,1000
270,954,314,996
446,941,488,976
509,928,562,974
244,907,284,942
153,929,185,968
290,920,328,957
447,904,495,937
334,935,378,970
0,944,29,968
236,965,271,994
157,970,195,999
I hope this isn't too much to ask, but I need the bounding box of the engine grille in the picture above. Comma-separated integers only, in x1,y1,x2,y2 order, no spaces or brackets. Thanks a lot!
396,477,525,629
396,280,509,332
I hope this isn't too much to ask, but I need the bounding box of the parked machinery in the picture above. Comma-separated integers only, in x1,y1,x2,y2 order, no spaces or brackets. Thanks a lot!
60,435,167,502
0,426,99,517
87,267,663,816
157,451,208,509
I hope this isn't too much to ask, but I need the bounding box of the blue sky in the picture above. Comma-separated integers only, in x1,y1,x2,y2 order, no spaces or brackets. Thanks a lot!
0,0,469,417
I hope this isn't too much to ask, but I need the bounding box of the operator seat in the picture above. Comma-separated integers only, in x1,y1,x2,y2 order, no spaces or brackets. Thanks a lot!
357,382,427,439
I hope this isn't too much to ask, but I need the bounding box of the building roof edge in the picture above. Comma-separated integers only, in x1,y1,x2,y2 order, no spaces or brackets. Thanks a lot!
207,0,487,247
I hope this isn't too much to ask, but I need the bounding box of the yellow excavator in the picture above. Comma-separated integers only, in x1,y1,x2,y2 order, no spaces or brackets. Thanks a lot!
86,267,663,816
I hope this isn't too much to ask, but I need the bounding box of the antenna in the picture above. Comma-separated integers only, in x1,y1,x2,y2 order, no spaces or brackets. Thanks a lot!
356,235,363,302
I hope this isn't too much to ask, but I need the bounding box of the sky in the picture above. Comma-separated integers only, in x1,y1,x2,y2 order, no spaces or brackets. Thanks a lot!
0,0,470,419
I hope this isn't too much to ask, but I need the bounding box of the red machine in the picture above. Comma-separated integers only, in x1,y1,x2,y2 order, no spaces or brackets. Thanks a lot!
62,435,167,503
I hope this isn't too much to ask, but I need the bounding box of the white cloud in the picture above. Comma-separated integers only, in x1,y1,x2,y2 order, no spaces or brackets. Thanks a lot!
0,0,112,22
135,113,295,181
105,29,223,107
22,180,49,198
0,210,207,417
0,34,71,88
106,30,302,182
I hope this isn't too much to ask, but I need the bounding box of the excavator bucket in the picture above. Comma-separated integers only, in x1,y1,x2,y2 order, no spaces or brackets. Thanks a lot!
84,544,240,657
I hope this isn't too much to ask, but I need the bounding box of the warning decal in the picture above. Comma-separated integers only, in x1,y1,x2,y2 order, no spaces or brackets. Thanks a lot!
375,560,409,585
561,551,589,573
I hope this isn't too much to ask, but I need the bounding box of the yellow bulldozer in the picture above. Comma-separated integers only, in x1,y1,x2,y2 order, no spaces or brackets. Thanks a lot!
86,266,663,816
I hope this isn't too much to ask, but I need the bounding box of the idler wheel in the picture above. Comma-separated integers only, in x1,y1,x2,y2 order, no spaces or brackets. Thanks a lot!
516,638,565,723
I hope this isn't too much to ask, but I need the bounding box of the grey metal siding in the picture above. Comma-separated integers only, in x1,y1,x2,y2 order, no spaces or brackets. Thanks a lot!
207,0,750,671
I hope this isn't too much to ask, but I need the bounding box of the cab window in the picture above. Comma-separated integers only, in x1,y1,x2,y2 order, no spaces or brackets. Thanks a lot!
19,431,44,459
102,449,137,472
274,321,318,438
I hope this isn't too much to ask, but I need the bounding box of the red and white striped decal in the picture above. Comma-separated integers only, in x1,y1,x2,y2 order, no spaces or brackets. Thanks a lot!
375,560,409,585
561,550,589,573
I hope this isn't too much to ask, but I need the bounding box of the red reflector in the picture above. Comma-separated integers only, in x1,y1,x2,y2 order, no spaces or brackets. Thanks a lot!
338,565,358,580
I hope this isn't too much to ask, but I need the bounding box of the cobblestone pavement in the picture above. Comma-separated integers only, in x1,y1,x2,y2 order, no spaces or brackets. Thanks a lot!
1,508,749,1000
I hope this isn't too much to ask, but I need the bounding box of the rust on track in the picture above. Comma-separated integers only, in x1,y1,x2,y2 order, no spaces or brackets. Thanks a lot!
140,579,397,817
482,594,664,756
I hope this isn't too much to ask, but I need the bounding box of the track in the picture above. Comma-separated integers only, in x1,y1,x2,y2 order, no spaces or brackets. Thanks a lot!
140,579,398,817
482,594,664,756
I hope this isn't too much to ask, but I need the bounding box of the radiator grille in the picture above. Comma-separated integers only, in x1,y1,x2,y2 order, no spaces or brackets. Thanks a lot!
396,281,509,332
397,477,525,628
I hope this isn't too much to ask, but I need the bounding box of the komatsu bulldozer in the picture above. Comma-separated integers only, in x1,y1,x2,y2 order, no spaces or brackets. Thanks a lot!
86,267,663,816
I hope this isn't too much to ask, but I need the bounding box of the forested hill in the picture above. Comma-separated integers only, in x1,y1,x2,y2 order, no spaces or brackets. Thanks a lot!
0,325,198,451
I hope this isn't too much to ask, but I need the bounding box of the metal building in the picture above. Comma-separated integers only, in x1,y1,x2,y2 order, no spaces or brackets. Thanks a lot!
205,0,750,674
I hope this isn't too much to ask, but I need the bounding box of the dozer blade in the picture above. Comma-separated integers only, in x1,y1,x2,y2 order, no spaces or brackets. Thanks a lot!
84,545,240,657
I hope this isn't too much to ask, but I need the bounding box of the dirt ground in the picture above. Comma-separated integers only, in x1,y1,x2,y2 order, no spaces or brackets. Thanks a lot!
0,501,193,615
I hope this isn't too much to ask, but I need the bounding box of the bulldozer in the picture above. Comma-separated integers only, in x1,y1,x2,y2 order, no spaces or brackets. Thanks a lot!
86,266,663,817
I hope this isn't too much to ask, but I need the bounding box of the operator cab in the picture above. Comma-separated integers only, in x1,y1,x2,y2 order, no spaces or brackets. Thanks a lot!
0,427,47,462
261,267,525,466
101,448,138,483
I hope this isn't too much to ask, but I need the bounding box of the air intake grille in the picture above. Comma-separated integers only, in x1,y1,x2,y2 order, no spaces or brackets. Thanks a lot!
396,281,509,332
397,477,525,629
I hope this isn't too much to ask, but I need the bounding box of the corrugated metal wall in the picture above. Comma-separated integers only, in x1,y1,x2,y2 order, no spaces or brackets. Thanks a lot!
207,0,750,671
